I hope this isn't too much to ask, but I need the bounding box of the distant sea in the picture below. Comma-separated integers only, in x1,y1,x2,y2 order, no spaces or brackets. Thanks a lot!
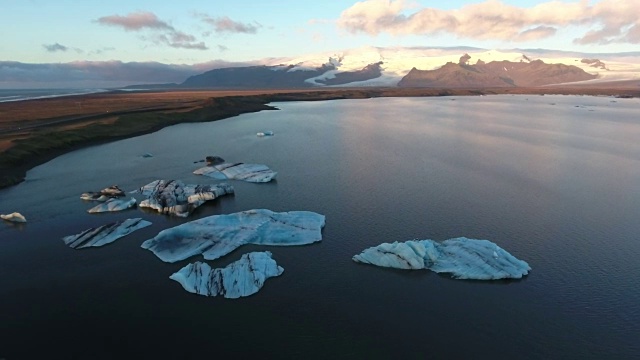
0,88,109,102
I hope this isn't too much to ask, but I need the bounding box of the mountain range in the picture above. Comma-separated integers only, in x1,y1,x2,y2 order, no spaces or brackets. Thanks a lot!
3,46,640,89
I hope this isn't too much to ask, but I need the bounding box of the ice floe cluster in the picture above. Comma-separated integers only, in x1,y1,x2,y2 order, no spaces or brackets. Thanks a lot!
170,251,283,299
353,237,530,280
81,185,125,202
141,209,326,263
48,150,531,302
63,218,152,249
135,180,234,217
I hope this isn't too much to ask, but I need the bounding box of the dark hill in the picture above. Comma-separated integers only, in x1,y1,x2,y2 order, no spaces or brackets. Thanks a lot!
180,63,335,88
398,59,597,87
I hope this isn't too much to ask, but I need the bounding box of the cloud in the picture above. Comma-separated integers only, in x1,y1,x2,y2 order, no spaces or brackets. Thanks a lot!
0,59,263,88
147,31,208,50
217,45,229,52
337,0,640,45
96,11,173,31
196,14,260,34
96,11,207,50
43,43,68,52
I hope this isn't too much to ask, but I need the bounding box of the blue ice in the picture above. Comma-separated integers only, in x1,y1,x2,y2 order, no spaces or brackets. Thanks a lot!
353,237,530,280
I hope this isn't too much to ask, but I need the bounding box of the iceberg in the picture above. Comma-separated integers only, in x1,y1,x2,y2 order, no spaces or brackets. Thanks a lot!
353,237,530,280
63,218,152,249
135,180,234,217
194,162,277,183
81,185,125,201
169,251,283,299
87,198,136,213
1,212,26,223
141,209,325,263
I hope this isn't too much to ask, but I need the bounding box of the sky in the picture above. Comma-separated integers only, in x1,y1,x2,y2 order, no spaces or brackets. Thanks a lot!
1,0,640,88
2,0,639,64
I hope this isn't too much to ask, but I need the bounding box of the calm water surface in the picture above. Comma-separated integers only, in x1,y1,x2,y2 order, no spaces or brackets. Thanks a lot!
1,95,639,359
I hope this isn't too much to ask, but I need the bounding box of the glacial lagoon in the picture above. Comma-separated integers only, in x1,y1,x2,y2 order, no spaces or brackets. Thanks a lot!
1,95,639,358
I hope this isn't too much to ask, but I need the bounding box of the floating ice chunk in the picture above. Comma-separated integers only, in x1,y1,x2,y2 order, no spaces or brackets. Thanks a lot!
87,198,136,213
353,237,530,280
141,209,325,263
1,212,26,223
63,218,152,249
170,251,284,299
192,166,227,180
194,162,277,183
81,185,125,201
136,180,233,217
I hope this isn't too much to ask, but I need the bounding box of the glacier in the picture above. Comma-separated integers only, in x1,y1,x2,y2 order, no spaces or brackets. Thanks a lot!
353,237,530,280
141,209,325,263
193,162,277,183
63,218,152,249
134,180,234,217
169,251,283,299
87,198,136,213
1,212,26,223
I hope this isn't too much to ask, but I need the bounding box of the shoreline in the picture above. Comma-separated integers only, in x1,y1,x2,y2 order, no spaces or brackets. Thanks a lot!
1,86,638,189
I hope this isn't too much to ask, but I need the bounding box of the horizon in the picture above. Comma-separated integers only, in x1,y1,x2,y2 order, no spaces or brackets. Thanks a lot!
3,0,640,88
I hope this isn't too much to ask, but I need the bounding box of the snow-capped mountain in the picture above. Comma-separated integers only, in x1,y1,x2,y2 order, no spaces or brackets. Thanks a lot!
179,46,640,88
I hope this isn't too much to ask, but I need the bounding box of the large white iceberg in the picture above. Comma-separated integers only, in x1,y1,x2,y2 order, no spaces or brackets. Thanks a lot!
141,209,325,263
193,162,277,183
135,180,234,217
1,212,26,223
87,198,136,213
169,251,283,299
63,218,152,249
353,237,531,280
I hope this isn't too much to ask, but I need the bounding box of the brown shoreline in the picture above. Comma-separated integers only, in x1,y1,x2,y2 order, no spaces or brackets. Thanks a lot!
1,86,638,189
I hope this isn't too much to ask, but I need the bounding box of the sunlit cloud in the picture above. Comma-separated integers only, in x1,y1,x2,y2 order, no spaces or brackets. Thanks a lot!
96,11,207,50
196,13,260,34
96,11,173,31
337,0,640,44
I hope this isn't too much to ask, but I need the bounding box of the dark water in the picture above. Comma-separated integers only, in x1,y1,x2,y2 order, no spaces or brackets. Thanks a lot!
1,95,639,359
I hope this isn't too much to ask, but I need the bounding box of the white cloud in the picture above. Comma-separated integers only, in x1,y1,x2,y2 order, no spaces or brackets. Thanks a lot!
337,0,640,44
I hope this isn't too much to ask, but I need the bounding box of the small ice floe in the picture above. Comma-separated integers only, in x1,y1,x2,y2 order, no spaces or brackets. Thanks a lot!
81,185,125,202
256,131,274,137
141,209,325,263
87,198,136,213
170,251,284,299
63,218,152,249
194,162,277,183
353,237,530,280
1,212,26,223
135,180,234,217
